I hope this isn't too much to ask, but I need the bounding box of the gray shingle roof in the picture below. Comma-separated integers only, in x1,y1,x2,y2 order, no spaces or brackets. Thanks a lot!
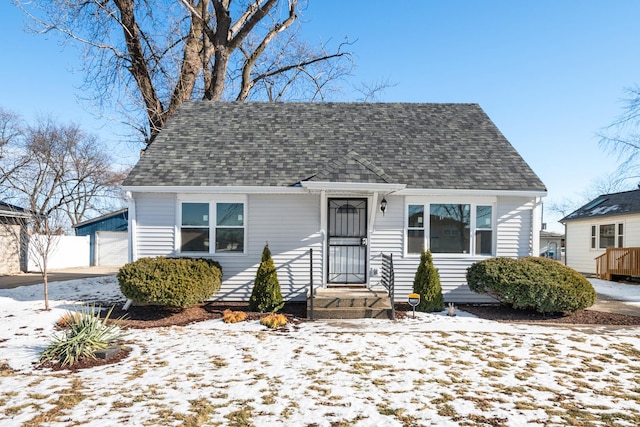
561,189,640,222
123,102,546,191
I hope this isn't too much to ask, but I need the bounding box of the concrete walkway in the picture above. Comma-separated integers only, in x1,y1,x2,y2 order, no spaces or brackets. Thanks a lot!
0,266,120,289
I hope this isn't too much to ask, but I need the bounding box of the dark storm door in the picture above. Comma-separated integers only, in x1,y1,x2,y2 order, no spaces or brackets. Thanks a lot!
327,198,367,284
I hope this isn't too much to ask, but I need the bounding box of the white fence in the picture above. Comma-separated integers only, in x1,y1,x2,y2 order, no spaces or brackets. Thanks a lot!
27,234,90,272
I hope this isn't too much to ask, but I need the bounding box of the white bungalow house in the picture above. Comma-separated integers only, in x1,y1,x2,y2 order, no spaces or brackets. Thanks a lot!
122,102,547,304
561,189,640,278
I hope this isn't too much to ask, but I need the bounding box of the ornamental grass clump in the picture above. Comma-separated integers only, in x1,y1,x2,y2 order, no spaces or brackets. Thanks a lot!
40,305,126,367
260,313,288,329
222,309,247,323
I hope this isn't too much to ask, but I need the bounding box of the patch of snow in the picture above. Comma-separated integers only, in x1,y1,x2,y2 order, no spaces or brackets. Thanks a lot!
1,276,639,426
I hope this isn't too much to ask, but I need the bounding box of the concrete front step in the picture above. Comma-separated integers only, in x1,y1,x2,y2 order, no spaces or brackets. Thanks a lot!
307,288,394,320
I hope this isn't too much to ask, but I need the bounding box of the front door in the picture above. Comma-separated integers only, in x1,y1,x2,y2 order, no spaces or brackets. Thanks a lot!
327,198,367,284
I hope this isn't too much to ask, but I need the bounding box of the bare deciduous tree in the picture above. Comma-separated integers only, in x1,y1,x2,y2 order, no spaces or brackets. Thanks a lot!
17,0,353,146
0,202,62,310
599,85,640,184
0,111,128,230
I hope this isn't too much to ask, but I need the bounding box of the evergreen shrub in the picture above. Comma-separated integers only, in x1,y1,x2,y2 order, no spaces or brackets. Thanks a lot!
412,249,445,312
249,244,284,312
117,257,222,308
466,257,596,313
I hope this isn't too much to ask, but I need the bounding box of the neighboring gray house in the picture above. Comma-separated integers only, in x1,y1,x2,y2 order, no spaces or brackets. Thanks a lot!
0,202,31,275
539,230,564,261
122,102,547,303
561,189,640,277
73,209,128,267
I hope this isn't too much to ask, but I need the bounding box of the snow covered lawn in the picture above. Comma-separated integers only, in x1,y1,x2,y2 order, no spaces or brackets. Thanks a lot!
1,277,640,426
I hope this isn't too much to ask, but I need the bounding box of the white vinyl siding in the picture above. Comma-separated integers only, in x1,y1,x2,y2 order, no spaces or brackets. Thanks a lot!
214,193,322,302
133,193,176,258
369,195,538,304
565,214,640,274
132,191,539,304
495,197,534,258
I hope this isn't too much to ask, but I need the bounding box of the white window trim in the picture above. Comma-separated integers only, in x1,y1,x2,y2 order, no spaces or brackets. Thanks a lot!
591,221,625,250
404,198,496,257
176,195,248,256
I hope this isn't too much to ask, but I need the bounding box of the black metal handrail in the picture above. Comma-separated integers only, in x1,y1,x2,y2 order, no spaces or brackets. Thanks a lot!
381,253,395,319
309,248,314,321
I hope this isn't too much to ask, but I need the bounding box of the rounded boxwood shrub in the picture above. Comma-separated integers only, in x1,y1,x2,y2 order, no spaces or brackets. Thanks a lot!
117,257,222,308
466,257,596,314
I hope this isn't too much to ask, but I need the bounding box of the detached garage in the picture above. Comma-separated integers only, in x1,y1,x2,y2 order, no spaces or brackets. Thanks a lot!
74,209,128,266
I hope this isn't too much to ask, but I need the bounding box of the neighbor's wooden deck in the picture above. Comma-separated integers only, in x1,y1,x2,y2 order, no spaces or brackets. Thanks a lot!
596,247,640,280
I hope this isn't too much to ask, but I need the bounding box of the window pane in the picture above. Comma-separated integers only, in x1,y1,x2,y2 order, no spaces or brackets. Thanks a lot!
216,228,244,252
591,225,596,249
181,228,209,252
407,229,424,254
599,224,615,249
408,205,424,228
476,206,492,229
217,203,244,226
182,203,209,226
475,230,492,255
618,223,624,235
430,204,470,254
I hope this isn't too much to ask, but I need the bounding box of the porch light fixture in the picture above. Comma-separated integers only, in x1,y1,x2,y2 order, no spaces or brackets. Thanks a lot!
380,197,387,215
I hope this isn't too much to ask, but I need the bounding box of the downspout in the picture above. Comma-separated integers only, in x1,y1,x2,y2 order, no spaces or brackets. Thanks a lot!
126,192,137,263
367,192,380,288
319,190,327,288
124,192,136,311
531,197,542,257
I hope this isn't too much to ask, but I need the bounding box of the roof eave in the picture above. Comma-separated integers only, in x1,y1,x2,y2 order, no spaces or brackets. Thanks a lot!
397,188,547,198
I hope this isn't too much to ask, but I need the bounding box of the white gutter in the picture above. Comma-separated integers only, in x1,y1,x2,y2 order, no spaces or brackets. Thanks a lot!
123,185,306,194
396,188,547,198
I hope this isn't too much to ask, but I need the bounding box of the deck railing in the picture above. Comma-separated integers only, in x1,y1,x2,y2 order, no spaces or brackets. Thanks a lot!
596,247,640,280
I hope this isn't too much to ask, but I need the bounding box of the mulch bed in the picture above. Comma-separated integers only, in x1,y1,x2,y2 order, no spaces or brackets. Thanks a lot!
105,301,308,329
455,304,640,326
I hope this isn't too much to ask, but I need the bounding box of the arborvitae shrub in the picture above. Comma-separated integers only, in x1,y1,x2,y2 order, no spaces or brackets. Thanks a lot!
117,257,222,308
412,249,445,312
466,257,596,313
249,244,284,312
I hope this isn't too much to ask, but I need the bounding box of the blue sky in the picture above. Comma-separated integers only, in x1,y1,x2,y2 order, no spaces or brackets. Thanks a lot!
2,1,639,231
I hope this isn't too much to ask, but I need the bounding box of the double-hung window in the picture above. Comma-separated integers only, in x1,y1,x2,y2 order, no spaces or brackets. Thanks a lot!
407,205,425,254
474,206,493,255
215,203,244,252
181,203,210,252
406,202,494,256
180,200,245,254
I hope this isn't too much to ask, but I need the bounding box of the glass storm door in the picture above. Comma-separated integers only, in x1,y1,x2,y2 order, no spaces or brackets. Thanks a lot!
327,198,367,284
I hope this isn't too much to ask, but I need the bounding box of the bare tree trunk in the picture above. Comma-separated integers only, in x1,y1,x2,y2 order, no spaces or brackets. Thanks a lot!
18,0,353,146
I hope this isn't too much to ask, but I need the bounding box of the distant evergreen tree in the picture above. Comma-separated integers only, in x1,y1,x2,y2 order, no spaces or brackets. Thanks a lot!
249,244,284,312
413,249,444,312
